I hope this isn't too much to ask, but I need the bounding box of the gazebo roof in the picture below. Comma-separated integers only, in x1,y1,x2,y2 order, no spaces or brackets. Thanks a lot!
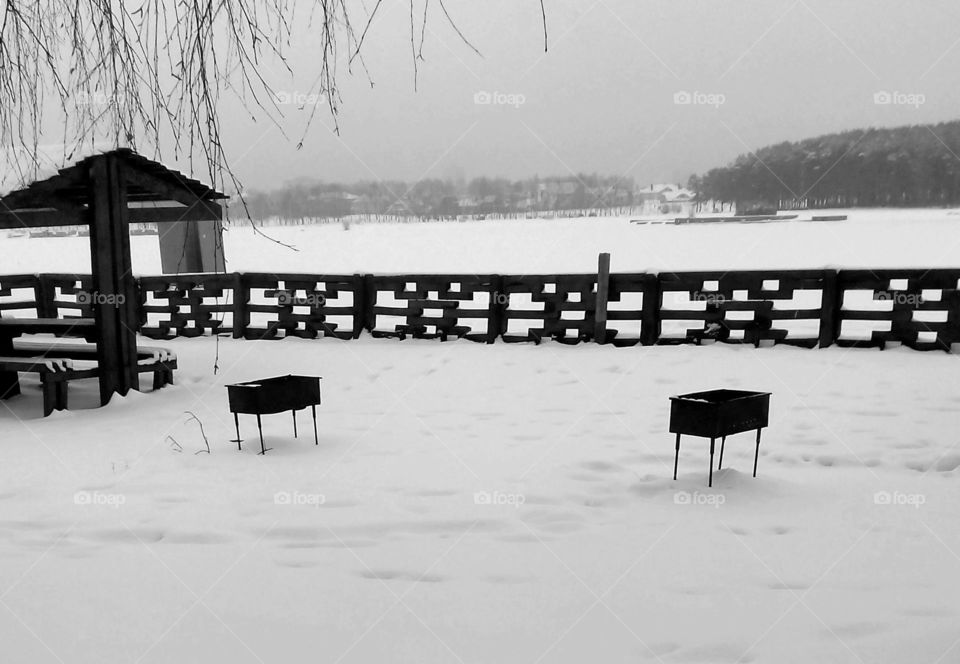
0,148,227,229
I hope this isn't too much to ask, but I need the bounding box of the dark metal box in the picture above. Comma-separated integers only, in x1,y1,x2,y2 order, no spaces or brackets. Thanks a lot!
669,389,770,439
227,374,321,415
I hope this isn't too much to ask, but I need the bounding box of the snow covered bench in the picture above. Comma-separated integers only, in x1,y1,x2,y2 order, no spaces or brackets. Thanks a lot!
0,356,98,416
11,340,176,388
0,343,177,415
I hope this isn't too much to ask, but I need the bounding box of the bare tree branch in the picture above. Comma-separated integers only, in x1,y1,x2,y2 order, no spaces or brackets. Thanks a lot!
0,1,547,218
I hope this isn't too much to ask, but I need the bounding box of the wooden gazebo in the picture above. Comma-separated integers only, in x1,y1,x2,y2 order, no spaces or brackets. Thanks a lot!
0,148,227,404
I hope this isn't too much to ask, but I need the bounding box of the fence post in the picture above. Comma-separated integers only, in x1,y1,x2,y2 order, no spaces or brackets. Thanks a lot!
232,272,248,339
351,274,366,339
488,275,506,343
818,270,841,348
35,274,55,318
641,273,661,346
594,253,610,344
363,274,377,333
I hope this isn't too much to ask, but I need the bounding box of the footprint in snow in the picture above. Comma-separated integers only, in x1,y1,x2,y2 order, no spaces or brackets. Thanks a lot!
358,569,445,583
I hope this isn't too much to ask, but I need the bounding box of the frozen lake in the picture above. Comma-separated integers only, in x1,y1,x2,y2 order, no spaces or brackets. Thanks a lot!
3,208,959,275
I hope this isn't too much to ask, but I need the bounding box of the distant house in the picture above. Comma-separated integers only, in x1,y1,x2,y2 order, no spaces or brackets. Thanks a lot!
635,183,696,216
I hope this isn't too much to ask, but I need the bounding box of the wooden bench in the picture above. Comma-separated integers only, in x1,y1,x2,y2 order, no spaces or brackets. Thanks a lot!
0,356,98,416
0,344,177,416
11,341,177,390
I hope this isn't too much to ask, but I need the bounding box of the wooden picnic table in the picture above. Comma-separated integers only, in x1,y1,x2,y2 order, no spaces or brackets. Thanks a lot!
0,318,98,351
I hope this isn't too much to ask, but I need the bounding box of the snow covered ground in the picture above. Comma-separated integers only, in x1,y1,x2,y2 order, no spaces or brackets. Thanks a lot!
1,211,959,663
2,338,959,663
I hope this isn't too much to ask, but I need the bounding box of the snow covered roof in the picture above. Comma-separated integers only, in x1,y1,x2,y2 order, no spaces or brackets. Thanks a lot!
0,147,226,229
0,144,226,202
0,142,120,198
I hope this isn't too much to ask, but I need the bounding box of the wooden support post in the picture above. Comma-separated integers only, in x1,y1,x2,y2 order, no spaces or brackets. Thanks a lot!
594,253,610,344
488,275,506,344
351,274,366,339
35,275,56,318
88,155,139,405
640,273,661,346
818,270,841,348
363,275,378,333
233,273,248,339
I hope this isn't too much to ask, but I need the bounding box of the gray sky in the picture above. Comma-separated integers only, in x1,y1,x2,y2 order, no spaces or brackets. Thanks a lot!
220,0,960,190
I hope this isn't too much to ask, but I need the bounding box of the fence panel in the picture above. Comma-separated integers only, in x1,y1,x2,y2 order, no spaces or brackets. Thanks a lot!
37,274,95,319
0,274,40,318
836,269,960,351
138,273,239,339
367,275,500,342
242,273,361,340
657,270,827,347
604,273,650,346
501,274,598,344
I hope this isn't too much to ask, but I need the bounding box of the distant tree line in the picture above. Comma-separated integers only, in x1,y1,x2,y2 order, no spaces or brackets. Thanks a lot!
242,174,642,220
690,121,960,209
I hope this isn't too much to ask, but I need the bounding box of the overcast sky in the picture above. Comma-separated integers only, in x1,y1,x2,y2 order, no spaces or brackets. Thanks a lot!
218,0,960,190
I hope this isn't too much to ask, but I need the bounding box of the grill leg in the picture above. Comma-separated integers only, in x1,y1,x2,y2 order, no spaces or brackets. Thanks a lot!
754,428,762,478
257,415,265,455
234,412,242,451
292,410,298,438
718,436,726,469
673,433,680,480
709,437,715,487
312,404,318,446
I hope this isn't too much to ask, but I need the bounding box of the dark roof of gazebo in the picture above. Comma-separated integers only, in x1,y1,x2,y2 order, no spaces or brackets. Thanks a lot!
0,148,227,229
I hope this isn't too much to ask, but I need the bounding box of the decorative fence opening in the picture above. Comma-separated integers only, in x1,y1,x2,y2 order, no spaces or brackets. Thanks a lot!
1,267,958,351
